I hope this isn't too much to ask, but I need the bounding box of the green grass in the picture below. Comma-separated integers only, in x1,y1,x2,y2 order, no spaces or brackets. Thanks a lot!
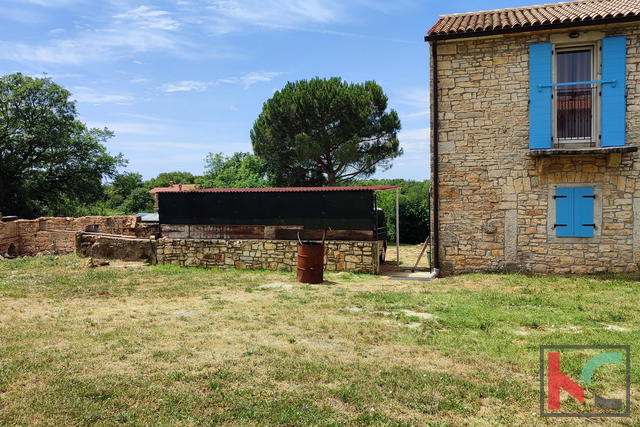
0,255,639,425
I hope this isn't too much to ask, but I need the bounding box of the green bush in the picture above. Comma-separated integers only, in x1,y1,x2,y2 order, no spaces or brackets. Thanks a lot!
356,179,430,244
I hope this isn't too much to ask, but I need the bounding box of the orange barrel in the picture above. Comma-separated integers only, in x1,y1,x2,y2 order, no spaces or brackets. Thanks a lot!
296,242,324,284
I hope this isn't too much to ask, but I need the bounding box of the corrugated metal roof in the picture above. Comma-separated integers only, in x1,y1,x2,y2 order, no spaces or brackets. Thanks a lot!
149,184,198,193
136,213,159,222
182,186,401,194
428,0,640,37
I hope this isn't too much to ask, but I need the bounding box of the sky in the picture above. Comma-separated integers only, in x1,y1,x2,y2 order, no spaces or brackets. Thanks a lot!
1,0,538,182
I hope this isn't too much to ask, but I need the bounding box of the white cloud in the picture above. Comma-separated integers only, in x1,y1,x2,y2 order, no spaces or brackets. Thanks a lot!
84,121,165,136
15,0,79,6
0,23,185,64
72,88,136,104
0,3,191,66
206,0,343,28
220,71,284,89
114,6,180,31
396,88,429,115
160,80,213,93
111,140,211,151
398,127,429,154
125,113,169,122
27,72,83,80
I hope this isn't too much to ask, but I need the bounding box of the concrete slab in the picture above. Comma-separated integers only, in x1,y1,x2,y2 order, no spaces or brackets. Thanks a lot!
380,269,433,282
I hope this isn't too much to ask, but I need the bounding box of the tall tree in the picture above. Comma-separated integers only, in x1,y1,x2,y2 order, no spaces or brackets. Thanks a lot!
144,171,198,189
197,152,269,188
111,172,144,199
120,187,156,214
251,77,403,186
0,73,124,218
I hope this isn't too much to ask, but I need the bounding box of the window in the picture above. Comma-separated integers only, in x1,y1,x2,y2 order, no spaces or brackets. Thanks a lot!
86,224,100,233
554,187,595,238
554,46,595,144
530,36,627,150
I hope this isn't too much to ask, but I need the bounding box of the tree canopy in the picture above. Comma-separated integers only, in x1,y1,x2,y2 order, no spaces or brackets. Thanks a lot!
197,152,269,188
144,171,198,190
0,73,124,218
250,77,403,186
353,179,430,244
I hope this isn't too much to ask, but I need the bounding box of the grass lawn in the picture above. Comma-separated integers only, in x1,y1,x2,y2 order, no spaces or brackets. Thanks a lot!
0,250,639,426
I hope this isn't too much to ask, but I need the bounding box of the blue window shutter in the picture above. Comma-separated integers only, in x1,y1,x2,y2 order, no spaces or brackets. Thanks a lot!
555,187,574,237
601,36,627,147
574,187,595,237
529,43,553,149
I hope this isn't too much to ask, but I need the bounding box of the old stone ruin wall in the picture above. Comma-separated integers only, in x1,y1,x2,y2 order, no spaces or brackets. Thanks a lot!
0,221,19,257
156,239,380,274
1,216,380,274
0,216,145,257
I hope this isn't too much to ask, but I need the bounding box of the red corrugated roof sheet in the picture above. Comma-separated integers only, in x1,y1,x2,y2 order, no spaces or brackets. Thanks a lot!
184,186,401,193
428,0,640,36
149,184,198,193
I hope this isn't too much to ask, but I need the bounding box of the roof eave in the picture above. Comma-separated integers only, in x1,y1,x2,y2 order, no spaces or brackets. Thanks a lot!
425,14,640,42
168,186,403,194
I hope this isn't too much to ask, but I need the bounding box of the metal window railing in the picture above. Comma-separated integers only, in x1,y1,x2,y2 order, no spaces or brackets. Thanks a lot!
554,84,597,147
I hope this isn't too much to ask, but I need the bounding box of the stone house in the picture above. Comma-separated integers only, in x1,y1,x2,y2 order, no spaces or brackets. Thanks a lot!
426,0,640,275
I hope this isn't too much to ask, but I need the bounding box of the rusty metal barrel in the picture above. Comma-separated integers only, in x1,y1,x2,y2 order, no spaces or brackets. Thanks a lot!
296,242,324,284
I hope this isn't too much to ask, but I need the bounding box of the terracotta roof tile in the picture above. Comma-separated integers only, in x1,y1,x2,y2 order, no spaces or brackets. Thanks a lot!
428,0,640,36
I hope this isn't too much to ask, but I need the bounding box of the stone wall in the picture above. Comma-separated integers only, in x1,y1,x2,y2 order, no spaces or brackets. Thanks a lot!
77,234,157,264
0,221,19,256
432,22,640,275
1,215,382,274
156,239,380,274
1,216,141,256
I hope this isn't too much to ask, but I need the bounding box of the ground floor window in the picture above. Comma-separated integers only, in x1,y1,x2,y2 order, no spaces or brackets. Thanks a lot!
554,186,595,237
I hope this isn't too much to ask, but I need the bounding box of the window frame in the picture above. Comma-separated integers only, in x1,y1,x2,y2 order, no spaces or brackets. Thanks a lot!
547,184,602,243
529,34,627,151
552,43,601,147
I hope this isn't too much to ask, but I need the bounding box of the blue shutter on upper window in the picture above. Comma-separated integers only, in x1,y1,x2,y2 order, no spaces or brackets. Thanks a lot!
601,36,627,147
529,43,553,149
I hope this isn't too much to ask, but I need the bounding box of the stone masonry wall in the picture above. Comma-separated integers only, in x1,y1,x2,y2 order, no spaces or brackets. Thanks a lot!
156,239,380,274
77,234,157,264
1,216,140,256
0,221,19,256
432,22,640,275
2,216,381,274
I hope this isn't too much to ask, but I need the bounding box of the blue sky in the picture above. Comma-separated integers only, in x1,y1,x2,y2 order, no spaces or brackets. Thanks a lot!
1,0,537,182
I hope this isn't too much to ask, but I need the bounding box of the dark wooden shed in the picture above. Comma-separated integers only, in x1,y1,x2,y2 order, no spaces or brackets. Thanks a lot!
157,186,399,242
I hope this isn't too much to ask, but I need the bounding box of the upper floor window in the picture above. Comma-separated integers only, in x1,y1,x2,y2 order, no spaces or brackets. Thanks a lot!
529,36,627,150
555,46,596,145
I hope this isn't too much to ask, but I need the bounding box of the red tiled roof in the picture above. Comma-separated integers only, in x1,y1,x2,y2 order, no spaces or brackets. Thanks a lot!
428,0,640,37
183,186,401,193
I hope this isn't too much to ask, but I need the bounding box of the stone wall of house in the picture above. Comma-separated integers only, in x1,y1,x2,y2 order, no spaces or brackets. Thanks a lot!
432,22,640,275
0,216,141,256
156,239,380,274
